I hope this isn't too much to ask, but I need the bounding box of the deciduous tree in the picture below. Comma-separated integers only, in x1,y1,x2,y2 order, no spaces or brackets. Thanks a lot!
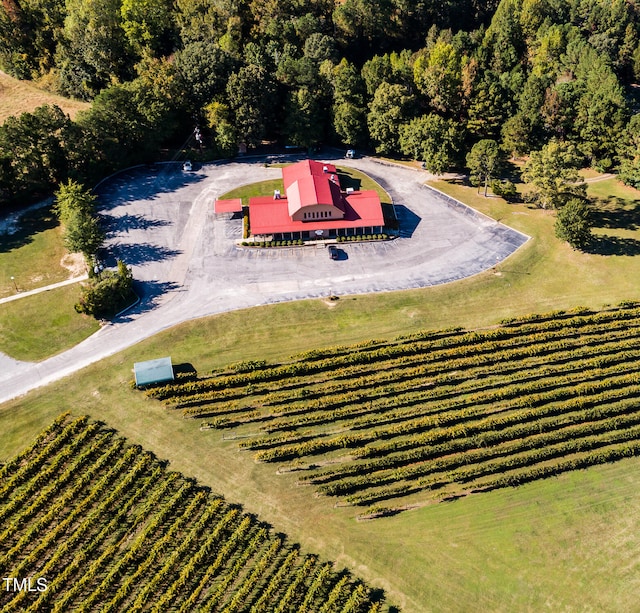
466,139,500,196
413,40,462,114
399,114,461,174
367,82,415,155
521,139,585,208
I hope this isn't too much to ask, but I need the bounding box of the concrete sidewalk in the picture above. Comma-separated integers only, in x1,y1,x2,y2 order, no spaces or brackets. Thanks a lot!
0,275,88,305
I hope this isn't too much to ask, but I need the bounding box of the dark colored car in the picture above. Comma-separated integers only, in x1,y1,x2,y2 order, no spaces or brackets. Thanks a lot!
328,245,339,260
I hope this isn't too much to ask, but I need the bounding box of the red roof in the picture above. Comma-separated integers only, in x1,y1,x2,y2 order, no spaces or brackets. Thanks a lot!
248,159,384,236
249,190,384,236
282,160,338,191
287,175,343,216
214,198,243,213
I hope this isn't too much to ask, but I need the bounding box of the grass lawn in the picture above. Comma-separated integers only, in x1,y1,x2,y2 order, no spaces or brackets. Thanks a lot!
0,206,79,299
0,205,98,360
1,336,640,612
2,171,640,610
0,70,88,123
218,165,392,207
219,178,284,206
0,283,99,361
335,166,393,205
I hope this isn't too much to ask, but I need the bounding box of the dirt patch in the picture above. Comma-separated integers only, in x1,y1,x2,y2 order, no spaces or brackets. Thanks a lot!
61,253,86,277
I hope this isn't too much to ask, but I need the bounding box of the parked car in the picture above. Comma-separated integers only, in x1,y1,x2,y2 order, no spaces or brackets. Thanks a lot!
328,245,339,260
345,149,355,159
182,160,193,171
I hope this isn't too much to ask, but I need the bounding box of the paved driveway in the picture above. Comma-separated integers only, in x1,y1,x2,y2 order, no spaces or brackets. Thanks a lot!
99,155,528,312
1,155,528,402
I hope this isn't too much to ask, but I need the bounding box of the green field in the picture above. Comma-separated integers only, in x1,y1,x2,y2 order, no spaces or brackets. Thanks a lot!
220,179,285,206
0,205,98,360
0,206,77,298
0,415,386,613
145,304,640,516
2,305,640,611
0,283,99,361
2,173,640,611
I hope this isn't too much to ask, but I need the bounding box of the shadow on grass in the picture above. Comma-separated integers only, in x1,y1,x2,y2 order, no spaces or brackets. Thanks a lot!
0,206,58,253
585,235,640,256
590,197,640,231
337,170,362,191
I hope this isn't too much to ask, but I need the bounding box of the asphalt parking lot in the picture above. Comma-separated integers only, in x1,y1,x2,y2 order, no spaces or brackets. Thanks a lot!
0,155,529,402
98,155,529,315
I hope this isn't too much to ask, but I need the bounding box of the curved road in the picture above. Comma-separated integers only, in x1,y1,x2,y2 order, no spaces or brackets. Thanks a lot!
1,156,528,404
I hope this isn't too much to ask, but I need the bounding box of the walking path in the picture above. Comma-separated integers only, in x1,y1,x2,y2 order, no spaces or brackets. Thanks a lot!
0,155,529,405
0,275,88,305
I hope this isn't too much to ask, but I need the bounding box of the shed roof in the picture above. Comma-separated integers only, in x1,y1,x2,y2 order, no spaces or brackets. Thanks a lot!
134,357,174,387
214,198,243,214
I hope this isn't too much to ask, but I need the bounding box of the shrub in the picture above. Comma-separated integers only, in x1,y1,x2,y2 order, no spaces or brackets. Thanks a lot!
75,260,135,319
491,179,518,202
555,198,592,250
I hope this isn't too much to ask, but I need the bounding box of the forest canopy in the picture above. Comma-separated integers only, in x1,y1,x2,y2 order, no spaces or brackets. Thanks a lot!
1,0,640,208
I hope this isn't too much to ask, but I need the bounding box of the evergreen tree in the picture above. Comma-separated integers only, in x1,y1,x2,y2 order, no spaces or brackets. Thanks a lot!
53,179,104,262
555,197,592,249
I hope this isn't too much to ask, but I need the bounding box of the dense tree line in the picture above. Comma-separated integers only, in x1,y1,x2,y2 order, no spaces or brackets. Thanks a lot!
1,0,640,209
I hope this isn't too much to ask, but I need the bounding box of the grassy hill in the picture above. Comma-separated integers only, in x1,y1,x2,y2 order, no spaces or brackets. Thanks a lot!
145,303,640,517
2,303,640,611
2,174,640,611
0,71,88,124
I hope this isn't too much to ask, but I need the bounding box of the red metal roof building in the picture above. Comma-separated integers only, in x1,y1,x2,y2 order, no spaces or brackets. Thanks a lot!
214,198,243,214
249,160,385,240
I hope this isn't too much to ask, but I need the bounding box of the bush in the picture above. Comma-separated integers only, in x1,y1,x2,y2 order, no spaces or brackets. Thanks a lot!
242,212,250,238
491,179,518,202
555,198,593,250
75,260,135,319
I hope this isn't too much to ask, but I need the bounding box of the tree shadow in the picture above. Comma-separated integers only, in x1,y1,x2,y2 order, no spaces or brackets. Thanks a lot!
590,197,640,231
584,235,640,256
113,280,180,321
96,163,208,209
110,242,182,266
0,206,58,253
102,213,172,237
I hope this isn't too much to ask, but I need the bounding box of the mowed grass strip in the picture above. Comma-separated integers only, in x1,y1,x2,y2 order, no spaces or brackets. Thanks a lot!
0,206,78,299
0,415,389,613
218,165,392,207
219,179,284,206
